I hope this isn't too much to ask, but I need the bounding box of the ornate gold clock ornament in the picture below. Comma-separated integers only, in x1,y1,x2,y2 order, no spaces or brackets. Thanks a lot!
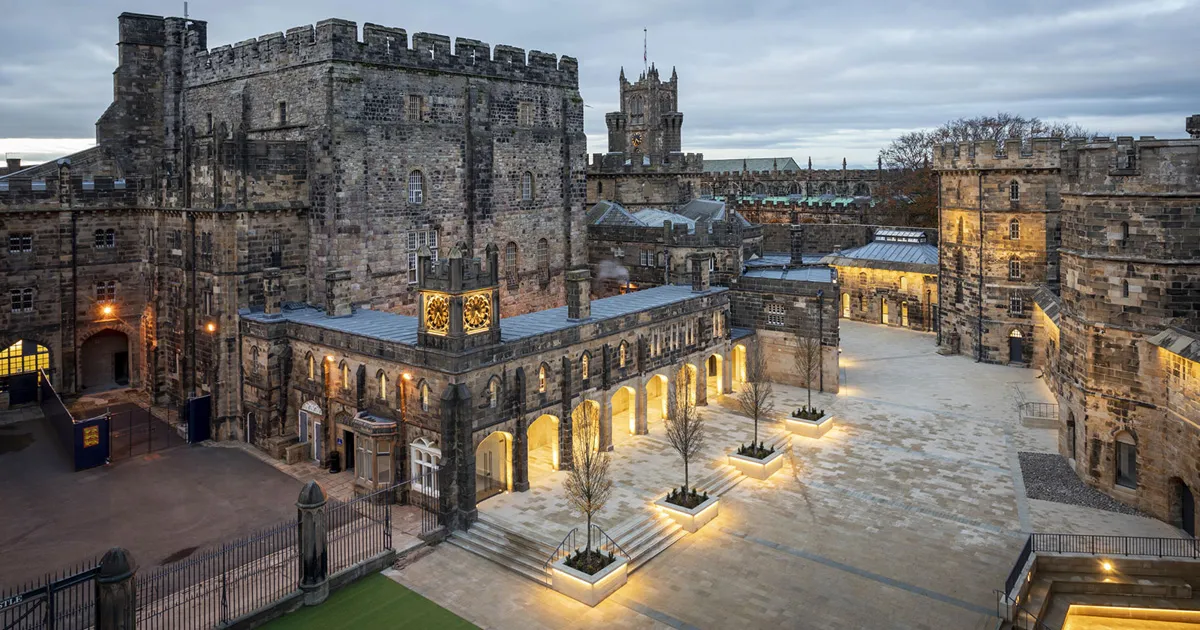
631,132,643,150
425,295,450,333
463,293,491,332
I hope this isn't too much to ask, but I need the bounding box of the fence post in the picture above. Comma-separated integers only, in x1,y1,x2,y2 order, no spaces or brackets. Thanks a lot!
95,547,136,630
297,481,329,606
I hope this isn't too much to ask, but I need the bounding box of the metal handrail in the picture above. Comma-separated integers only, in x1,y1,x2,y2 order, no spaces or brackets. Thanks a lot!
543,528,578,570
994,590,1054,630
590,524,630,560
1031,532,1200,558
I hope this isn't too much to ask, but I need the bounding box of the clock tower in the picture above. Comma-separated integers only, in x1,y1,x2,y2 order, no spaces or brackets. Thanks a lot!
607,64,683,157
417,243,502,353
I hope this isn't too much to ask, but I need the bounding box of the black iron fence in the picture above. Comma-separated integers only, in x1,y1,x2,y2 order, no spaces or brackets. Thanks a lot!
0,558,100,630
327,490,392,576
1030,532,1200,558
1004,536,1032,596
107,406,186,462
39,370,109,471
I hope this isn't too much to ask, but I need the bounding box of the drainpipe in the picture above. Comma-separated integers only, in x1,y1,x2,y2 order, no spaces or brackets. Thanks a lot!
817,289,824,393
70,209,78,392
936,172,942,345
977,171,984,363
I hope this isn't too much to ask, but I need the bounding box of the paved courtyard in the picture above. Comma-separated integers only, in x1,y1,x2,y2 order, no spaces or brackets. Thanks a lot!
391,321,1183,629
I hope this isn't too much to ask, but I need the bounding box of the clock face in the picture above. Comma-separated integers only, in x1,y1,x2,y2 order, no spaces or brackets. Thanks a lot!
631,133,643,150
425,295,450,334
463,293,491,333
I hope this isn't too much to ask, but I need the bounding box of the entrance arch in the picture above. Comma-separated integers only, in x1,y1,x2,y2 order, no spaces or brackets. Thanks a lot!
475,431,513,502
527,414,560,482
1171,477,1195,536
706,354,723,399
841,292,851,318
646,375,668,426
1009,329,1024,363
611,387,636,444
682,364,698,406
571,400,602,452
298,400,323,463
731,344,747,390
80,329,129,390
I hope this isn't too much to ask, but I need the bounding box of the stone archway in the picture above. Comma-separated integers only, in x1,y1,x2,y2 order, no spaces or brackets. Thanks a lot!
646,374,669,426
611,386,636,445
706,354,723,399
79,329,129,391
571,400,601,452
731,344,747,390
476,431,513,503
527,414,560,483
1170,477,1196,536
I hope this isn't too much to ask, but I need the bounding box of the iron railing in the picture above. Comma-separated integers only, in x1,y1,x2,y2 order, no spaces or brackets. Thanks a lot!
0,558,100,630
1020,402,1058,420
135,519,299,629
994,590,1054,630
327,489,393,576
404,469,443,535
589,525,630,561
1005,536,1033,596
107,407,187,462
1030,533,1200,558
544,528,579,570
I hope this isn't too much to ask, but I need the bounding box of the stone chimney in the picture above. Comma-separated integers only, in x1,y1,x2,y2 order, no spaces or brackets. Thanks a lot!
1188,115,1200,139
690,254,711,292
566,268,591,321
263,267,282,317
790,225,805,265
325,269,352,317
4,157,19,173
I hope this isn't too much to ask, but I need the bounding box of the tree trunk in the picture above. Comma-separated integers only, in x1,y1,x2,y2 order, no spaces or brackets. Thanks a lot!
807,385,812,410
586,514,592,553
684,459,689,493
753,414,759,449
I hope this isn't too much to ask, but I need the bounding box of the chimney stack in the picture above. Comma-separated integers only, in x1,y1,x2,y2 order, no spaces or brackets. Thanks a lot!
263,267,282,317
1187,115,1200,139
690,254,711,292
325,269,352,317
5,157,19,173
790,225,805,265
566,268,591,321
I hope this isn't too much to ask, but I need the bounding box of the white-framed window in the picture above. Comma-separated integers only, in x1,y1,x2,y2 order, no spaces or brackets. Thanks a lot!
639,249,652,267
356,435,374,482
1009,295,1024,316
408,170,425,204
8,233,32,253
407,229,439,283
521,172,533,201
487,377,500,409
9,288,33,313
766,303,786,326
94,228,115,249
708,256,715,272
1009,219,1021,240
410,438,441,494
1009,259,1021,280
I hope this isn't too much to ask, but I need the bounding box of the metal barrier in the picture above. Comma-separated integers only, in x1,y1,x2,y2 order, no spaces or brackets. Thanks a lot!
327,490,392,576
107,406,186,462
1031,532,1200,558
0,559,100,630
1005,536,1032,596
38,370,109,471
1020,402,1058,420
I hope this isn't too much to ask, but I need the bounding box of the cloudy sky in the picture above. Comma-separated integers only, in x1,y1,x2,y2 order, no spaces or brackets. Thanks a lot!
1,0,1197,167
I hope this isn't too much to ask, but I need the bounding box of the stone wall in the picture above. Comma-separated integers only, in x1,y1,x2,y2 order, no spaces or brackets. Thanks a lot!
728,274,839,391
833,265,938,331
761,222,939,255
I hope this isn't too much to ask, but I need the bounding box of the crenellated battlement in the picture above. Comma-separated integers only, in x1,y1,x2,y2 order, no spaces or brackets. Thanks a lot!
704,168,879,180
1065,135,1200,191
588,152,703,173
184,17,578,87
932,137,1068,170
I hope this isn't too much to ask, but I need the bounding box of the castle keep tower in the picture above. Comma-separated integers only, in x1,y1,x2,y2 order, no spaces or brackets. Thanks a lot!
587,65,702,209
933,139,1063,363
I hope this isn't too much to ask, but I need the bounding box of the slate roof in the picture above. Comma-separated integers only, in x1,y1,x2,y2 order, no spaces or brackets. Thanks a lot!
741,267,834,283
633,208,695,232
586,200,641,226
731,327,756,341
822,241,938,271
746,253,828,268
241,284,727,346
588,199,750,231
501,285,727,342
1033,287,1061,327
703,157,802,173
1147,327,1200,363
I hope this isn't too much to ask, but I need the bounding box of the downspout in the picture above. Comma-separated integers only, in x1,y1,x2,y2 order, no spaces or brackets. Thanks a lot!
70,209,78,393
188,210,197,397
976,171,984,363
936,172,942,345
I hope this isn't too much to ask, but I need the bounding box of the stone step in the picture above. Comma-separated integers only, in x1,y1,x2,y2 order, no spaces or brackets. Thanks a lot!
471,517,558,559
1022,577,1054,622
446,531,551,586
630,527,689,573
623,515,682,560
1040,571,1194,599
453,527,552,577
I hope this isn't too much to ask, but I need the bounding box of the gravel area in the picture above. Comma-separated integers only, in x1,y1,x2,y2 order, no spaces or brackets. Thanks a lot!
1019,451,1146,516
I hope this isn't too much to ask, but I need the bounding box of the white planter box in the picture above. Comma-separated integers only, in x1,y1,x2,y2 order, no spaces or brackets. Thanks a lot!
655,493,720,533
549,554,628,607
727,447,786,480
787,413,834,439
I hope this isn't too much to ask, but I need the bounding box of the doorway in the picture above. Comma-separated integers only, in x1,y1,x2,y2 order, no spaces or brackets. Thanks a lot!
80,329,130,390
881,299,889,324
841,292,850,318
1009,329,1024,363
901,302,909,327
343,429,356,471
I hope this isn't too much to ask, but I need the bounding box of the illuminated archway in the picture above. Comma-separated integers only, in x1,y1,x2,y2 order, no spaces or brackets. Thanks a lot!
682,364,698,407
731,344,747,390
706,354,723,398
475,431,513,502
571,400,601,452
646,374,669,425
527,414,560,482
611,386,636,444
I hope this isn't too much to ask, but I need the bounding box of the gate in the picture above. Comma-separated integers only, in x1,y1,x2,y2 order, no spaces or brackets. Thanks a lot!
0,560,99,630
185,395,212,443
7,372,38,406
106,404,186,462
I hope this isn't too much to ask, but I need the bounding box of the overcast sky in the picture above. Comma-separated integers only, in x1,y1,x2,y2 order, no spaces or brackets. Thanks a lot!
1,0,1197,167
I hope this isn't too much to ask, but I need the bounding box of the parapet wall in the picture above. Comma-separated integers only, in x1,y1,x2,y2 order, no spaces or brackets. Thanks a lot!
702,168,878,180
186,18,578,87
588,152,704,173
933,137,1067,170
1065,136,1200,192
588,220,751,248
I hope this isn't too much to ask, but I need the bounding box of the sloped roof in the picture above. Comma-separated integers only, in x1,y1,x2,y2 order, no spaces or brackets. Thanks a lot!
633,208,695,232
703,157,801,173
1147,327,1200,363
822,241,938,272
676,198,751,227
741,267,834,283
586,200,641,226
1033,286,1061,327
588,199,750,232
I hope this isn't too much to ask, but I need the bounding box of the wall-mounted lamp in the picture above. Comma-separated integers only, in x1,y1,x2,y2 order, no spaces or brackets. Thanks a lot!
101,305,114,317
402,373,413,381
205,322,217,333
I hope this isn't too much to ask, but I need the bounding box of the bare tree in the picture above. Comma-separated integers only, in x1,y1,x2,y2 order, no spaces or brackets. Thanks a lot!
794,335,822,412
665,367,706,492
563,398,612,552
737,346,775,449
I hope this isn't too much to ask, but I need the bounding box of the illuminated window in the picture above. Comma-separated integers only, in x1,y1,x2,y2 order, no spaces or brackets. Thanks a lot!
488,377,500,409
307,353,315,380
9,288,33,313
619,342,628,368
408,170,425,204
0,340,50,377
419,381,430,411
340,361,350,391
1009,181,1020,202
581,353,590,380
899,276,908,291
378,371,389,402
538,364,548,393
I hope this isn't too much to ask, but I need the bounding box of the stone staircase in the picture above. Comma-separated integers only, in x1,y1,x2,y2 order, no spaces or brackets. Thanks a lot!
448,427,793,584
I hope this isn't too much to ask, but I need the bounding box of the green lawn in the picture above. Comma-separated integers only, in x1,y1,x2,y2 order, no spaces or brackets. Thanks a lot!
264,572,476,630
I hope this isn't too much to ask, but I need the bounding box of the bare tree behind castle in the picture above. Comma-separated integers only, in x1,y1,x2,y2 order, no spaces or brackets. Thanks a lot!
563,398,612,553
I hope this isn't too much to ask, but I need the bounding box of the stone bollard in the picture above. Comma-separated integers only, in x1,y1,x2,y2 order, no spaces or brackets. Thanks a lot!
297,480,329,606
95,547,136,630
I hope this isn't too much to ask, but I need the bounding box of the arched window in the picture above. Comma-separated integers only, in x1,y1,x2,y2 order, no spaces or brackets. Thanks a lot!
306,353,315,380
410,437,441,492
1009,180,1020,202
1066,412,1077,459
537,238,550,286
340,361,350,391
521,172,533,201
250,346,261,376
618,341,628,368
858,272,867,286
1009,219,1020,240
419,381,430,411
1115,431,1137,489
408,170,425,204
378,371,389,402
538,364,548,393
505,242,519,290
1122,280,1130,298
955,250,964,273
1119,221,1129,246
487,377,500,409
957,217,964,243
1009,259,1021,280
899,276,908,291
581,352,590,380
